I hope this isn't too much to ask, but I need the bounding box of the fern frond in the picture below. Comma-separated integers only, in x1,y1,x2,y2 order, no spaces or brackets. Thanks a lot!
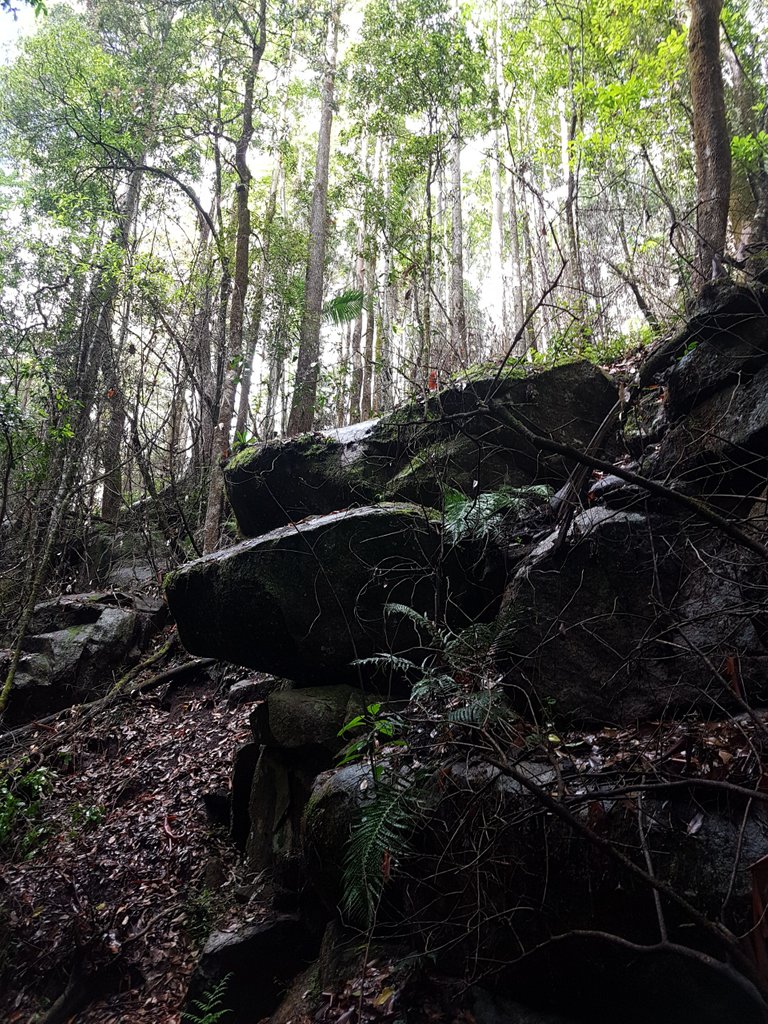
443,484,551,544
384,602,444,644
410,670,459,701
183,974,232,1023
352,653,420,675
447,690,501,726
342,776,422,927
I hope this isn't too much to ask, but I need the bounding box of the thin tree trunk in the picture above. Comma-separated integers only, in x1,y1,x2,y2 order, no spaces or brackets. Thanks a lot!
361,249,376,419
287,1,339,435
97,162,145,522
689,0,731,288
449,115,468,366
203,0,267,554
489,139,506,347
234,160,281,441
419,150,434,382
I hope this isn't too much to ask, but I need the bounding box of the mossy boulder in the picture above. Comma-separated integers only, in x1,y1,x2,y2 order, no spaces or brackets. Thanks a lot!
251,684,364,754
165,504,500,683
225,361,618,537
4,592,166,724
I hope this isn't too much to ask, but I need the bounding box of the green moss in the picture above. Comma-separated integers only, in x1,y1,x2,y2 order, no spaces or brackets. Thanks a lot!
225,444,262,473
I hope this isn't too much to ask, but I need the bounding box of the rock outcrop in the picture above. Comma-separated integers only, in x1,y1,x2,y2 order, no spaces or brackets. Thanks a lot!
165,503,501,683
1,591,166,723
225,360,618,537
172,286,768,1024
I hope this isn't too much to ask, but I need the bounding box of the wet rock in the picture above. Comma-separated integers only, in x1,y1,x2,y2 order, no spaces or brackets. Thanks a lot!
7,592,166,723
225,361,618,536
225,678,265,706
302,762,374,907
498,509,768,722
185,916,314,1024
165,504,500,684
244,748,321,871
230,742,260,853
651,359,768,497
665,282,768,419
250,684,364,755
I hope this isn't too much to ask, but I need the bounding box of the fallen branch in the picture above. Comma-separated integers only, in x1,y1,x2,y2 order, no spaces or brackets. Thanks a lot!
129,656,216,695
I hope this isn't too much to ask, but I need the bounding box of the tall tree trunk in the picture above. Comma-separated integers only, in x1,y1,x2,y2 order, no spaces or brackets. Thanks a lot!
376,141,394,411
560,50,585,299
203,0,267,554
449,116,468,366
287,2,339,435
235,159,281,441
689,0,731,288
361,249,376,420
508,168,527,349
97,160,145,522
489,139,507,347
235,32,295,441
348,241,365,424
419,149,434,381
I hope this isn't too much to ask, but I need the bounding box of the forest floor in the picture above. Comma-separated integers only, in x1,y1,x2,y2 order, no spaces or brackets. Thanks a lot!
0,629,267,1024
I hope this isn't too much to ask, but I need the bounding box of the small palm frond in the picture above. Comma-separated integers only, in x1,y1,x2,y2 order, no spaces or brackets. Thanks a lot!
342,775,422,927
323,288,364,325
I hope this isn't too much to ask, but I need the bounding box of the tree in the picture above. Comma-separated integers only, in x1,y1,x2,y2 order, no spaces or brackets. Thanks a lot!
287,0,340,435
689,0,731,287
202,0,268,554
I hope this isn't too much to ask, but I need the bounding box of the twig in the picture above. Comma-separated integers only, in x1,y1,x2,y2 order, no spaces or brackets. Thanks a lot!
487,402,768,561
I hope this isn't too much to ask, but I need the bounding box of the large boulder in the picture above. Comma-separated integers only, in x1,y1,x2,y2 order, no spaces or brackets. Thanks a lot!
2,591,166,723
497,507,768,722
165,504,501,683
651,359,768,497
225,361,618,537
664,282,768,419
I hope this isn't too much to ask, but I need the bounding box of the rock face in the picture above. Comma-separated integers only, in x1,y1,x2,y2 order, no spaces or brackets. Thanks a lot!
2,592,166,723
185,916,314,1024
648,283,768,498
225,360,618,536
228,685,368,870
165,504,500,683
498,506,768,721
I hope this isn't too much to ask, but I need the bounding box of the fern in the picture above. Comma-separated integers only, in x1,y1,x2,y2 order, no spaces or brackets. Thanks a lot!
443,485,551,544
352,653,422,675
383,601,446,643
410,667,459,700
183,975,232,1023
343,775,422,927
447,689,510,726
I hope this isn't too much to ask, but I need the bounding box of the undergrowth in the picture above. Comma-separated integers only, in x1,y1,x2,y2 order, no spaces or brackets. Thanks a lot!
0,762,54,860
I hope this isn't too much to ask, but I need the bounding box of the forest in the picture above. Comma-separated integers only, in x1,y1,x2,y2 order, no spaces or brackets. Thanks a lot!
1,0,768,1021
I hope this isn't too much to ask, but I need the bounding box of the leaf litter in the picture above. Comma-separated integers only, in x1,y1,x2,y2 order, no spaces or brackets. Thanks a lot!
0,641,266,1024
